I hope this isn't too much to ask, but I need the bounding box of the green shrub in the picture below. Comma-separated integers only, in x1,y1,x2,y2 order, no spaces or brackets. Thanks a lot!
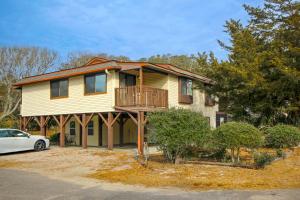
276,149,286,159
148,108,211,163
212,122,264,163
49,132,60,144
254,152,275,169
264,125,300,148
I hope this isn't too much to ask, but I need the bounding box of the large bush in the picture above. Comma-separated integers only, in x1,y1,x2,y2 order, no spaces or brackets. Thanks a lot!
148,108,211,163
264,125,300,148
212,122,263,163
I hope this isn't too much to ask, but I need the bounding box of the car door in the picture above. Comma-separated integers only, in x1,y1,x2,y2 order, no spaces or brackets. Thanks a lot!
7,130,32,152
0,130,14,153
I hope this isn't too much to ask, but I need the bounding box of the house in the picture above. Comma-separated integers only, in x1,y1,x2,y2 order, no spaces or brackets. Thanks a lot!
14,57,218,154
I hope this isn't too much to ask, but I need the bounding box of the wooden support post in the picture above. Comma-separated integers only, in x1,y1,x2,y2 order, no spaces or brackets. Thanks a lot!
79,116,82,146
138,111,145,155
82,114,87,149
107,112,113,150
59,115,65,147
119,114,124,146
40,116,46,136
98,115,103,146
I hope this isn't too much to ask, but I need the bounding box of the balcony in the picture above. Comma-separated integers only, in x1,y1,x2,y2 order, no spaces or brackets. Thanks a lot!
115,86,168,109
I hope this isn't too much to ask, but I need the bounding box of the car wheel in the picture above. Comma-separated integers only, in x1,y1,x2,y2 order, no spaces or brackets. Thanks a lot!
34,140,45,151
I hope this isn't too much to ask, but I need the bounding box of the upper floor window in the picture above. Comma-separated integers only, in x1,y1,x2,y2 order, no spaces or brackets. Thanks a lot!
179,77,193,104
205,93,216,106
50,79,68,99
84,73,107,95
87,121,94,135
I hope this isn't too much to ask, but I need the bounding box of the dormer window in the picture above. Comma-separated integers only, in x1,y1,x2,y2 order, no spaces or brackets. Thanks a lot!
50,79,68,99
179,77,193,104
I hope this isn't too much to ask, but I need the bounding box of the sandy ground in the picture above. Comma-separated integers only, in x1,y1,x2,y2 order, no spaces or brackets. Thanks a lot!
0,146,137,189
1,146,300,192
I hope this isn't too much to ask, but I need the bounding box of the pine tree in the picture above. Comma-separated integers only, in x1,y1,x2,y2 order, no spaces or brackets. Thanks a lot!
200,0,300,126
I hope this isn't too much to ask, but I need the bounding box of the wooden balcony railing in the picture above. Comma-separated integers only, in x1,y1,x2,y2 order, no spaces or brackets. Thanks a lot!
115,86,168,108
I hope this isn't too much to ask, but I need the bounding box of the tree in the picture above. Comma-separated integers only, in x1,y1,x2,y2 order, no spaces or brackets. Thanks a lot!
139,54,201,73
148,108,211,163
264,124,300,148
212,122,263,163
61,52,130,69
199,0,300,126
0,47,57,122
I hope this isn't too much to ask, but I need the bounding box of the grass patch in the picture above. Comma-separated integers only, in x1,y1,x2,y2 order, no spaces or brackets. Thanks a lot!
88,148,300,190
0,160,23,168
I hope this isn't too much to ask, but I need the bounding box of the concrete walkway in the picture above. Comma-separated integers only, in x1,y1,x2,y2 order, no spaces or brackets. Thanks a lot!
0,169,299,200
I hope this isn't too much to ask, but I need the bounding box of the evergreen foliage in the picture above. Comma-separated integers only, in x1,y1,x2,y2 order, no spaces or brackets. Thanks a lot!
148,108,211,163
212,122,264,163
199,0,300,126
264,124,300,148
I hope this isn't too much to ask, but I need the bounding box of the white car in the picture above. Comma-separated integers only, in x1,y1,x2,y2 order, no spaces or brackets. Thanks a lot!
0,129,50,154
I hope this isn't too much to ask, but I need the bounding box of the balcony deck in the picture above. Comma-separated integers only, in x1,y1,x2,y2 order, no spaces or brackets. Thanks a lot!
115,86,168,112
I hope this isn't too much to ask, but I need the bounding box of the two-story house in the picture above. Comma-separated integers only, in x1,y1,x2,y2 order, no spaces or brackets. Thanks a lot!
14,57,218,155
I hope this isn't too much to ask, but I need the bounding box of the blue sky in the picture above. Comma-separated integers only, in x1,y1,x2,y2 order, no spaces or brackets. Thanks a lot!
0,0,262,61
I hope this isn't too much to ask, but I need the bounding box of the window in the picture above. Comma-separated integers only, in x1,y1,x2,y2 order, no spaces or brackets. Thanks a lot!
0,130,9,137
181,78,193,96
178,77,193,104
0,130,27,137
84,73,107,94
70,121,76,136
205,93,215,106
120,73,136,87
50,79,68,98
87,121,94,135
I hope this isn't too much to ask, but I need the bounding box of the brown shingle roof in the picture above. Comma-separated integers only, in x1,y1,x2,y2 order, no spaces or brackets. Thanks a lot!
14,57,212,87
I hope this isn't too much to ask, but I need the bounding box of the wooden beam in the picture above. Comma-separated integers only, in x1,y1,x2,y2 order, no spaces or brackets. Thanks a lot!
98,113,109,127
40,116,46,136
82,114,87,148
44,116,51,127
52,115,60,126
137,111,145,155
59,115,65,147
63,114,71,127
98,115,103,146
119,115,124,147
73,114,83,127
107,112,113,150
111,113,121,126
143,115,148,125
85,113,95,127
127,112,138,125
24,116,33,128
34,116,41,127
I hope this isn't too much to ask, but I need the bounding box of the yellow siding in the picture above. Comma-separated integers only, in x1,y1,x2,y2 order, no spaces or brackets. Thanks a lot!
143,72,168,89
21,71,119,116
167,74,219,128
